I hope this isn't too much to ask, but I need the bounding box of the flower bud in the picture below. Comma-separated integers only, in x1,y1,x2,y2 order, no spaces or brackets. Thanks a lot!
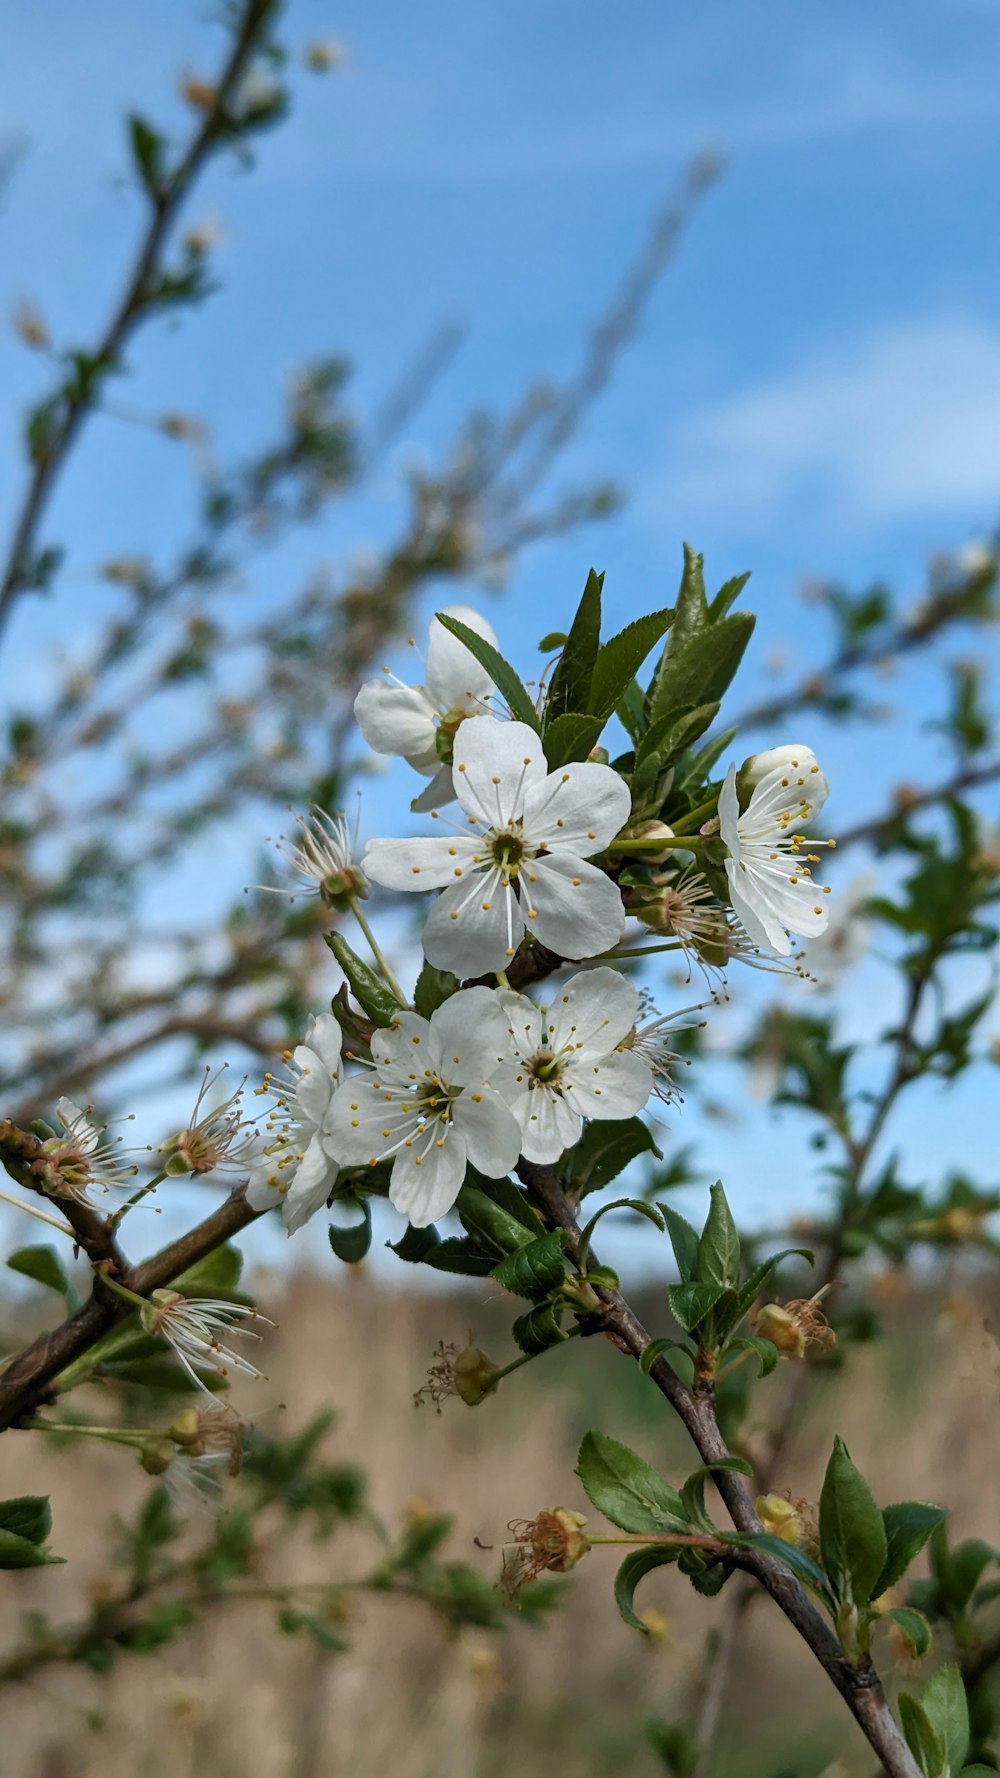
169,1409,202,1448
740,744,820,789
756,1493,805,1545
139,1439,175,1477
617,820,675,864
587,745,610,765
754,1303,806,1359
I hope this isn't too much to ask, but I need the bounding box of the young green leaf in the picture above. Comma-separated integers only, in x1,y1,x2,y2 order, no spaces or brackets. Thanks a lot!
577,1197,664,1268
646,613,756,732
614,1546,680,1632
725,1335,779,1377
899,1694,946,1778
736,1248,815,1316
541,711,605,768
562,1117,661,1197
920,1664,970,1777
680,1459,753,1530
457,1186,538,1258
325,931,400,1027
171,1243,245,1301
588,609,675,721
327,1198,373,1263
723,1531,836,1611
511,1302,567,1354
576,1431,688,1534
666,1281,734,1336
638,1336,693,1377
6,1244,72,1303
0,1528,64,1569
434,612,539,729
491,1230,567,1300
819,1436,889,1606
423,1237,495,1277
0,1496,52,1545
875,1502,948,1597
387,1222,442,1263
659,1203,701,1282
883,1607,932,1659
412,960,458,1018
707,570,752,622
544,568,603,721
697,1180,741,1290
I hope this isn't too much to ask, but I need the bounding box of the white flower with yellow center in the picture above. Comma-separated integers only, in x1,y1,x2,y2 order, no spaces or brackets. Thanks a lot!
354,605,500,811
492,969,653,1164
247,1013,342,1234
142,1291,271,1394
718,753,833,957
322,988,521,1228
364,716,630,977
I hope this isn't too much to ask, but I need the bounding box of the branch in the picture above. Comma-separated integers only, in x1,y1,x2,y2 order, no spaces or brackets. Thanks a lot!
0,0,278,647
516,1159,921,1778
834,757,1000,852
0,1186,258,1431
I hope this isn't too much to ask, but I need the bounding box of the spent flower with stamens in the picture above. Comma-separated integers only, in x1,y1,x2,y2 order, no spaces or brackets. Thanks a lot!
501,1510,591,1599
162,1066,259,1177
165,1402,244,1513
365,717,630,976
413,1341,500,1411
324,988,520,1227
718,751,834,956
270,805,367,907
247,1013,342,1234
36,1098,143,1204
754,1286,836,1360
355,605,501,811
624,999,708,1106
141,1290,271,1393
493,969,653,1164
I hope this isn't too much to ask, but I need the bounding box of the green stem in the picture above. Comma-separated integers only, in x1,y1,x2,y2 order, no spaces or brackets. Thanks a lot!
0,1187,75,1237
592,942,684,961
490,1324,583,1388
24,1418,153,1449
607,835,702,854
670,796,719,834
347,896,407,1006
97,1272,151,1314
109,1170,168,1232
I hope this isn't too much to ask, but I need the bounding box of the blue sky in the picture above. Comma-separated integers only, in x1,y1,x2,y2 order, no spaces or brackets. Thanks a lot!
0,0,997,1273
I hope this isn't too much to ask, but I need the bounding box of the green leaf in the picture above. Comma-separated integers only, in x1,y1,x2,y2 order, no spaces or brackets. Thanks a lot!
6,1244,72,1303
680,1459,753,1530
639,1337,693,1377
707,570,752,621
544,568,603,722
127,113,166,197
435,612,539,729
423,1238,495,1277
736,1249,815,1315
387,1222,442,1263
511,1302,567,1354
412,960,458,1018
899,1695,945,1778
958,1768,1000,1775
457,1183,540,1257
0,1528,64,1569
921,1664,969,1776
697,1181,741,1290
327,1198,373,1263
659,1203,701,1282
876,1502,947,1597
171,1243,244,1300
576,1431,687,1534
588,609,674,721
646,613,755,732
883,1607,932,1659
563,1117,660,1196
541,711,605,768
614,1546,679,1632
578,1197,664,1266
325,931,400,1027
723,1532,836,1610
819,1436,888,1606
0,1496,52,1545
491,1230,567,1299
616,678,646,745
726,1335,779,1377
666,1280,732,1335
632,703,720,793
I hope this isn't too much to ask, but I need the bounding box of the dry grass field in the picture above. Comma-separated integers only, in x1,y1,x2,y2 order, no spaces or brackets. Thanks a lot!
1,1265,998,1778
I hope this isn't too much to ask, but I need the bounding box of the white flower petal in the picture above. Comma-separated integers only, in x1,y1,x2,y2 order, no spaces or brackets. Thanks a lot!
515,1085,582,1165
451,717,546,830
425,988,513,1084
324,1078,408,1166
542,967,640,1058
525,854,625,960
292,1045,337,1128
246,1174,280,1212
353,679,439,768
424,604,499,710
364,836,478,892
422,873,523,976
452,1085,522,1176
410,764,458,812
282,1133,337,1234
725,860,785,953
562,1050,653,1121
718,764,741,856
522,761,631,854
389,1133,467,1227
303,1012,343,1078
497,992,544,1059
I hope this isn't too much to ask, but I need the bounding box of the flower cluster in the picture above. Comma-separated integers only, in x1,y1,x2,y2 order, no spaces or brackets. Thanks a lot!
237,601,835,1237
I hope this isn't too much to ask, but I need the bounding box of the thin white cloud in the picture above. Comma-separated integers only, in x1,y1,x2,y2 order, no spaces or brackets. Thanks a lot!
659,319,1000,527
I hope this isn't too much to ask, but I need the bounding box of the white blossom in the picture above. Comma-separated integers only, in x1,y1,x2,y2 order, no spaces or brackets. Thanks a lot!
492,969,653,1164
247,1013,342,1234
162,1066,259,1178
37,1099,143,1204
323,988,521,1228
627,1000,708,1106
142,1290,271,1394
268,805,366,904
354,605,500,811
718,754,832,957
364,717,630,976
740,743,821,790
